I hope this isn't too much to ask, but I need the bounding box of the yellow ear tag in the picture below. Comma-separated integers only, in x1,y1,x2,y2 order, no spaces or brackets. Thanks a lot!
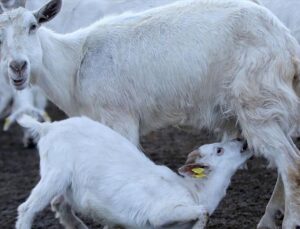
191,167,206,179
3,118,11,131
43,112,51,122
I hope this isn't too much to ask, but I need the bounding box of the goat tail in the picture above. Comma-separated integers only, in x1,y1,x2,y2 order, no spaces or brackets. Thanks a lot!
17,114,50,139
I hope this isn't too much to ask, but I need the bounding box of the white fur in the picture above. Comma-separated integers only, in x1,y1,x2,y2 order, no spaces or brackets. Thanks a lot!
3,87,48,146
245,1,300,227
0,0,176,145
16,116,251,229
25,0,178,33
261,0,300,44
1,0,300,227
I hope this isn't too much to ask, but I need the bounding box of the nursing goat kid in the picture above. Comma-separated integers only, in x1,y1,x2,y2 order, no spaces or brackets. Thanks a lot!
16,116,251,229
1,0,300,227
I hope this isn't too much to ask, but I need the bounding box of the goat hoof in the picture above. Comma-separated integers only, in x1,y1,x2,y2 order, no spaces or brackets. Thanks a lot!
24,137,36,149
51,195,65,212
274,210,284,220
295,226,300,229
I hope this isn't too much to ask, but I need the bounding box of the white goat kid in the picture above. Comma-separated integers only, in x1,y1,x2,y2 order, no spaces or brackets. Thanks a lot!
4,87,49,146
1,0,300,228
16,116,251,229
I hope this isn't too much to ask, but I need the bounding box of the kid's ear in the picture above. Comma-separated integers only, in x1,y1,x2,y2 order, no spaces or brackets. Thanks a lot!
178,163,210,179
185,150,199,164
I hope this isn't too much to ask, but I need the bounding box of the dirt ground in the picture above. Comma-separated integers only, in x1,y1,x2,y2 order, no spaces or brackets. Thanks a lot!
0,104,282,229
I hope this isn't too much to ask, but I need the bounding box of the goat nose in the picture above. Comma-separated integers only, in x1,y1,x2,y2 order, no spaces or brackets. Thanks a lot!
242,140,248,152
9,60,27,74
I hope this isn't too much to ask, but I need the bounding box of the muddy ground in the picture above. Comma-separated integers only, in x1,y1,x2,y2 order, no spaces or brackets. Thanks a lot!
0,104,282,229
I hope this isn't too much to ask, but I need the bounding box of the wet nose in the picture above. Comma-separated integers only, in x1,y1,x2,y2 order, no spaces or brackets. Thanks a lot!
242,140,248,152
9,60,27,75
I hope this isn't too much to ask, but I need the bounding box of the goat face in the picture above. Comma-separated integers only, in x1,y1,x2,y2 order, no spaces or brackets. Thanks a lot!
0,0,61,90
179,139,252,178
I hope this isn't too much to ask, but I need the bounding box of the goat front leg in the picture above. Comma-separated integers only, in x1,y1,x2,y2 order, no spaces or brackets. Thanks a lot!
51,195,89,229
16,170,68,229
149,205,208,229
257,175,284,229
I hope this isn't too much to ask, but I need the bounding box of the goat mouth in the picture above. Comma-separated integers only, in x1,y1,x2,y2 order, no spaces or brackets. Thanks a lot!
12,78,26,89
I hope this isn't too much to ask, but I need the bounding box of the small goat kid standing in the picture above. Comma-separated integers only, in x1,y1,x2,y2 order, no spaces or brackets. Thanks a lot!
16,116,251,229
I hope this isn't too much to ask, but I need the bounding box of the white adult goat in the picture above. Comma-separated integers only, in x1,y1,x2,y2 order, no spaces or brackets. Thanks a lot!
4,87,49,146
16,115,251,229
1,0,300,228
0,0,178,145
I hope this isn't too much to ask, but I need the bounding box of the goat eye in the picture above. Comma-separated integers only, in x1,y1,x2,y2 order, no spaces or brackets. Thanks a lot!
216,147,224,156
29,24,37,33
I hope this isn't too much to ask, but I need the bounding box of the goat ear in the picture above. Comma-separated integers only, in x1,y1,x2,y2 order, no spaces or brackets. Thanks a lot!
178,163,210,179
185,150,200,164
34,0,61,24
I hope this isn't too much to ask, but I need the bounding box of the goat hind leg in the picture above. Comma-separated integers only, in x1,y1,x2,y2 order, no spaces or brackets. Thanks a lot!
149,205,208,229
51,195,89,229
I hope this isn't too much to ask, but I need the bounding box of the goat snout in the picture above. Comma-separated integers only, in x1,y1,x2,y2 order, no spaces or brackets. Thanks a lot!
241,141,248,152
9,59,27,76
186,150,201,164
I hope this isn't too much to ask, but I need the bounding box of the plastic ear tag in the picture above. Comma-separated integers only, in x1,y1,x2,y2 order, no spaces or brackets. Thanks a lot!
3,118,11,131
43,112,51,122
191,167,206,179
